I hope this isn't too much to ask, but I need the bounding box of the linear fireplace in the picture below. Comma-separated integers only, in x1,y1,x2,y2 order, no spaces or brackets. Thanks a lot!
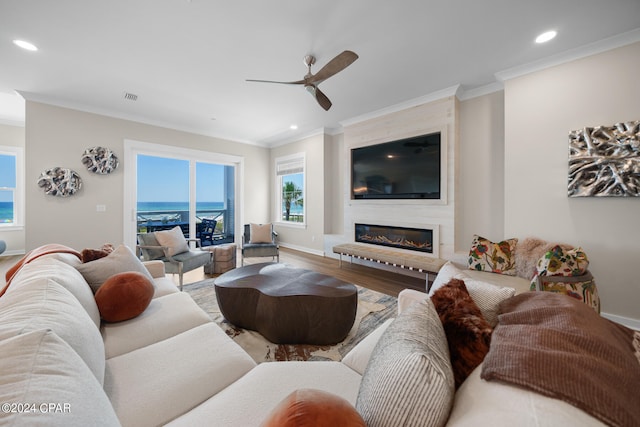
355,223,433,253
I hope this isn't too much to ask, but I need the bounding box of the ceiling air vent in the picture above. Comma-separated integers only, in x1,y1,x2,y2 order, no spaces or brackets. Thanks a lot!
123,92,138,101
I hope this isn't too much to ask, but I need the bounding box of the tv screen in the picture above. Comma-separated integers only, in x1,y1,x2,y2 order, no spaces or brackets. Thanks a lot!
351,132,441,200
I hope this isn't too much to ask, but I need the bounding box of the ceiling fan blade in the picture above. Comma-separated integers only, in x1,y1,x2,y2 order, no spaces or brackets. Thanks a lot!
314,87,332,111
308,50,358,84
245,78,306,85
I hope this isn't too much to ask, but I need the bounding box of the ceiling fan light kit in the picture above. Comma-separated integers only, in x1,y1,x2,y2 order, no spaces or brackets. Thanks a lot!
247,50,358,111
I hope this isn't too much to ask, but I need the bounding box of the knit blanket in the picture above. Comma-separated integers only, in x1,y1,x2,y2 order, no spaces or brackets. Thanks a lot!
481,292,640,427
1,244,82,297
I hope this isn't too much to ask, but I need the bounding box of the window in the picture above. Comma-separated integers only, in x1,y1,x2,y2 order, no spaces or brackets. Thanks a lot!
0,147,23,227
123,139,242,250
276,154,305,224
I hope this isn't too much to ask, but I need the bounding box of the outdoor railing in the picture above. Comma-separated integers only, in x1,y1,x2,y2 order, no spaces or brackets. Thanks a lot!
137,209,231,245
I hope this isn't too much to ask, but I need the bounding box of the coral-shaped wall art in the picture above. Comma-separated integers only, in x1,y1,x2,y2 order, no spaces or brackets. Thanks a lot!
568,121,640,197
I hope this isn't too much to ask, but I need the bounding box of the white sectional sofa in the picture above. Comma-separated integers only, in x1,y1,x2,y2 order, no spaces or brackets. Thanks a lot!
0,249,615,426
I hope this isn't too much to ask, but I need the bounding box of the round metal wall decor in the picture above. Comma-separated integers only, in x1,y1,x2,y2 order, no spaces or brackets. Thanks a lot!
81,146,119,174
37,167,82,197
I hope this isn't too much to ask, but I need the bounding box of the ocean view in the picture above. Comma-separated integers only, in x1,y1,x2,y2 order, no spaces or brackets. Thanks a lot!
137,201,225,213
0,202,13,223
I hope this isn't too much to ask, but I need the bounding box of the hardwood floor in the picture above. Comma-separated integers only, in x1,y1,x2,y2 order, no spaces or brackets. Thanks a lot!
1,247,427,297
185,247,427,297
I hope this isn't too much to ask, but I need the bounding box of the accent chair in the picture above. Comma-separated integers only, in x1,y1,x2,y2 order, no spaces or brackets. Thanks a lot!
137,226,211,291
241,223,279,266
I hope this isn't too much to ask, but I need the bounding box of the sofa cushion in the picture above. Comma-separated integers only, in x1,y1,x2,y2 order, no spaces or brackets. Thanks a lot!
356,299,455,427
95,271,154,322
102,291,212,359
0,278,105,385
165,361,362,427
446,365,605,427
7,257,100,328
104,322,256,427
262,388,366,427
0,329,120,427
76,244,154,293
342,318,394,375
431,279,493,389
155,226,190,257
468,235,518,275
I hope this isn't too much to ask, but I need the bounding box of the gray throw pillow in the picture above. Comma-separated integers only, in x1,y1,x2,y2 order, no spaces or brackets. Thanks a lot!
356,299,455,427
76,244,154,293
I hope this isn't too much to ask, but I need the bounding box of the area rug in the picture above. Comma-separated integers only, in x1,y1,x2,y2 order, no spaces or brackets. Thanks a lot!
183,279,397,363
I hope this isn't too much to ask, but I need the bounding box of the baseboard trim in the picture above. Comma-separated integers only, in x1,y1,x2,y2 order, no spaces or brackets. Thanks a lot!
602,312,640,331
278,242,325,257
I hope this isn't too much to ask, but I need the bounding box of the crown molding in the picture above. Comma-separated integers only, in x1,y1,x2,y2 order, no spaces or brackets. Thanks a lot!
339,84,461,128
496,27,640,82
457,82,504,101
17,91,260,146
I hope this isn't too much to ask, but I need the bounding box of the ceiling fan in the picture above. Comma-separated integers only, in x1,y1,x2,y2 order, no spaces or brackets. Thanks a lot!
246,50,358,111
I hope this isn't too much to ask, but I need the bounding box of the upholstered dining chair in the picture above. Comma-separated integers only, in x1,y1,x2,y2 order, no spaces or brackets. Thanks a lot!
137,226,211,291
241,223,279,266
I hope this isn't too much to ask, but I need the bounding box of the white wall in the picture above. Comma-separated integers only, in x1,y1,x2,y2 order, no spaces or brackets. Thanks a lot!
25,101,270,251
457,91,505,251
503,41,640,322
0,123,25,255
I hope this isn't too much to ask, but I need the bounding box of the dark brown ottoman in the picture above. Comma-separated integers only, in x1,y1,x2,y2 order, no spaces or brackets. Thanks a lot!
214,263,358,345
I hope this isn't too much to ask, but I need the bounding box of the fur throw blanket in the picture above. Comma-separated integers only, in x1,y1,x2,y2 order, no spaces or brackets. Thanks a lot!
514,237,573,280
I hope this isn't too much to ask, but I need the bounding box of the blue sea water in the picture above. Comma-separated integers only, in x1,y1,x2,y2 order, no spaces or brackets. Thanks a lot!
0,201,13,223
137,201,224,213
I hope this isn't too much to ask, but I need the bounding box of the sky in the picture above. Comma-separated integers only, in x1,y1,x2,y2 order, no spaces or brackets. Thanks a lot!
137,155,225,202
0,154,16,202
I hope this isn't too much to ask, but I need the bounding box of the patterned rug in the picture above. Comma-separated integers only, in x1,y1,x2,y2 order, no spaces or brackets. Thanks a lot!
183,279,397,363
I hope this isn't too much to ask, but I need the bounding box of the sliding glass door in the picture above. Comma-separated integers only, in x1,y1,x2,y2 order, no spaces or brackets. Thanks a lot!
124,140,242,250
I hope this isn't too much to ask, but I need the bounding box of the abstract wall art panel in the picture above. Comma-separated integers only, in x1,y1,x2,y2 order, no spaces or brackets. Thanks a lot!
568,121,640,197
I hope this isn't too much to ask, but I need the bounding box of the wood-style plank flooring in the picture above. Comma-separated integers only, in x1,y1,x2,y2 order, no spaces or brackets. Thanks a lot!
1,247,427,297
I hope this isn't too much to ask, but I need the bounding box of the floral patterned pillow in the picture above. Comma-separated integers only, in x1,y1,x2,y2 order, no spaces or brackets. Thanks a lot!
531,245,589,279
529,246,599,313
468,235,518,276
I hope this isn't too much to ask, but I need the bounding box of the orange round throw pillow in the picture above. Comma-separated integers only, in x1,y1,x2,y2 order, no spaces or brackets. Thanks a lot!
261,389,365,427
95,271,154,322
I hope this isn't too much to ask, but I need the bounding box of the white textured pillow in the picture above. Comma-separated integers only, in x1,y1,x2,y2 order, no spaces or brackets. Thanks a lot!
356,299,455,427
76,244,154,293
250,223,272,244
155,226,190,256
0,329,121,427
430,261,467,294
463,278,516,327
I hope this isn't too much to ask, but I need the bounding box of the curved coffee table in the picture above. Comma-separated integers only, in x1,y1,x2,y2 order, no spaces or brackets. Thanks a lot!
214,263,358,345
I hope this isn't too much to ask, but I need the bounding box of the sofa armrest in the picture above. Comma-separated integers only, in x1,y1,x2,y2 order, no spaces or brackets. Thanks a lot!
398,288,428,315
341,318,394,375
143,260,166,278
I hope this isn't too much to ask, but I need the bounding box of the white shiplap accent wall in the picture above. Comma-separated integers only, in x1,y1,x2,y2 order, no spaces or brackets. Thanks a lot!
339,96,459,260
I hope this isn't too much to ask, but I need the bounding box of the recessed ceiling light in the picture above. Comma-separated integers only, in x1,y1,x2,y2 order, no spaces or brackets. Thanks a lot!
535,30,557,44
290,124,298,130
13,39,38,51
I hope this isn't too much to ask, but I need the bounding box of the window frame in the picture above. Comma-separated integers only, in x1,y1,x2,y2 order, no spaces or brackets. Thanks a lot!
275,152,306,227
0,146,24,229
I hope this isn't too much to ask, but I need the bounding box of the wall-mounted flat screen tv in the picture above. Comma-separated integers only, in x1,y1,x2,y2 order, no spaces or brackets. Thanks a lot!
351,132,441,200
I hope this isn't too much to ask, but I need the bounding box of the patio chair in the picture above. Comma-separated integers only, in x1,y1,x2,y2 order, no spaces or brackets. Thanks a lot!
241,223,279,266
199,218,217,246
137,228,211,291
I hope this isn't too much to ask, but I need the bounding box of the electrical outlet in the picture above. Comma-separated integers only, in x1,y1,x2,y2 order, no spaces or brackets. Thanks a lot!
96,204,106,212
